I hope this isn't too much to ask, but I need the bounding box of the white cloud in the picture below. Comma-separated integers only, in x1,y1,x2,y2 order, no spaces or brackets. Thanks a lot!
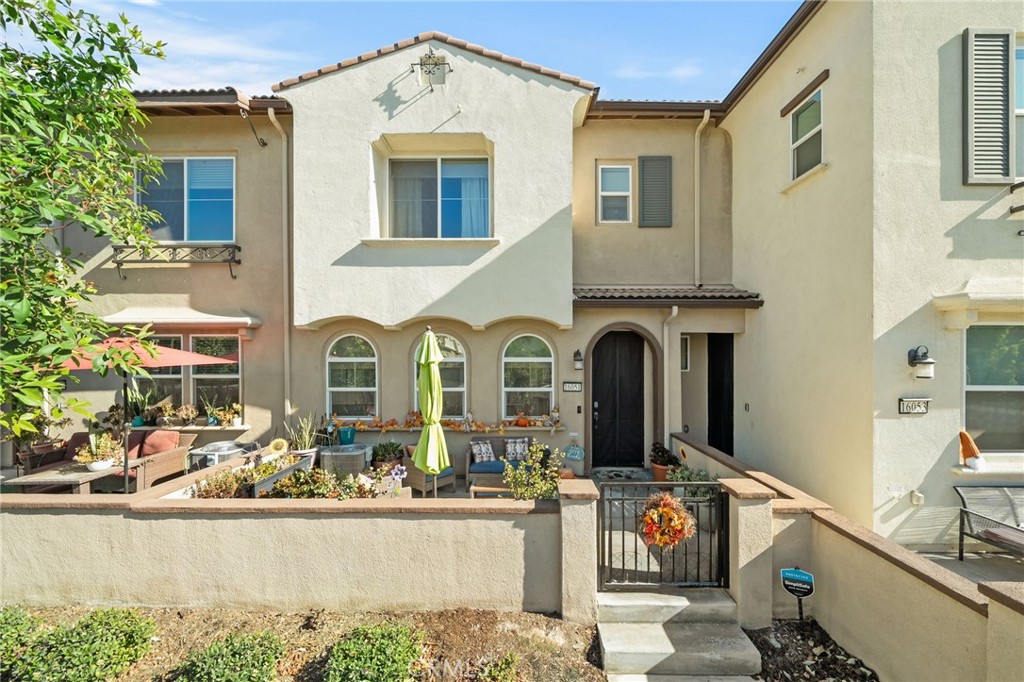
614,60,702,81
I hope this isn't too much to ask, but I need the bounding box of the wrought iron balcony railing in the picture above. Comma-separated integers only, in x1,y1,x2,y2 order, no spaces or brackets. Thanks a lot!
111,243,242,279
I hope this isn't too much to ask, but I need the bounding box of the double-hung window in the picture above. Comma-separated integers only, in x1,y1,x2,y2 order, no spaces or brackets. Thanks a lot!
791,90,823,180
139,157,235,242
965,325,1024,451
598,165,632,223
191,336,241,415
137,335,183,406
327,335,378,418
414,333,466,418
390,158,490,238
1016,46,1023,177
502,335,554,418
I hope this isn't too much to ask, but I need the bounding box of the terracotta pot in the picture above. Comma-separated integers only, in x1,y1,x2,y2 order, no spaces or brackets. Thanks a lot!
651,462,671,482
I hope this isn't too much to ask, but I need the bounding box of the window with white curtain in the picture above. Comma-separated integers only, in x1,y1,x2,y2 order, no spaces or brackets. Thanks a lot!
327,335,378,418
414,333,466,418
502,335,554,418
390,158,489,238
138,157,235,242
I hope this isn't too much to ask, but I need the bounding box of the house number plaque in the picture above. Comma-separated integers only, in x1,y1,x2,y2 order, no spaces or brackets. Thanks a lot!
898,398,931,414
562,381,583,393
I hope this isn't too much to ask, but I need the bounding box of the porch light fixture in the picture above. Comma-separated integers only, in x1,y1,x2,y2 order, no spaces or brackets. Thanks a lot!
413,48,452,89
907,345,936,379
573,349,584,371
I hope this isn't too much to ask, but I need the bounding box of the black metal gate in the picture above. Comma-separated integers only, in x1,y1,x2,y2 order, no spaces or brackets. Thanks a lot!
598,481,728,590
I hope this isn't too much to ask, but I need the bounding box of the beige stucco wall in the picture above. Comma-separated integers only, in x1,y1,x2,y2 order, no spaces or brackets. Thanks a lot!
724,0,876,527
0,507,560,613
63,114,291,446
810,517,988,682
572,120,732,285
986,599,1024,682
283,41,590,330
869,0,1024,545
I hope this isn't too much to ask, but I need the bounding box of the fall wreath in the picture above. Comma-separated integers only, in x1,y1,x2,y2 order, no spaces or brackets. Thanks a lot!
641,492,696,548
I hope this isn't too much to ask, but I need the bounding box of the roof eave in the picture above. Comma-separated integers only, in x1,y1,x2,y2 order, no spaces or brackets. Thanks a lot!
573,298,764,309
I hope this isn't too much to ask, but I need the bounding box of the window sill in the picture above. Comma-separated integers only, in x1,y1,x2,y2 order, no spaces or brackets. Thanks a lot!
361,238,501,247
781,162,829,194
950,453,1024,477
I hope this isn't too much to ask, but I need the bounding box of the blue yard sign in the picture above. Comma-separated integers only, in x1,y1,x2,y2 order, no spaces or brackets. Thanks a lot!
781,567,814,621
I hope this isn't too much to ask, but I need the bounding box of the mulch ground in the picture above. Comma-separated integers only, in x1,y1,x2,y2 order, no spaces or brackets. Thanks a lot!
746,618,880,682
22,606,605,682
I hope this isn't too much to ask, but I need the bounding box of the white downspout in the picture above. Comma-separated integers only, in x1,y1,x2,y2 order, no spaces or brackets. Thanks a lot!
268,107,292,424
662,305,679,445
694,109,711,287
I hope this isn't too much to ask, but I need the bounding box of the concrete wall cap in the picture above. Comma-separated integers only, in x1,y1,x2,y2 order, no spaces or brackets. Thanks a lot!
978,582,1024,616
557,479,600,500
720,478,777,499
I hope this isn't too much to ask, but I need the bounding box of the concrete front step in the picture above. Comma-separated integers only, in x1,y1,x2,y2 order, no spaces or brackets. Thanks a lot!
599,622,762,676
598,589,738,624
606,671,761,675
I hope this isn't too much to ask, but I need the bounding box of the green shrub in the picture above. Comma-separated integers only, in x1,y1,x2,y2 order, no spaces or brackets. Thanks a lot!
666,462,718,498
477,652,519,682
10,608,156,682
0,607,42,675
174,631,283,682
502,440,562,500
325,623,423,682
261,467,342,499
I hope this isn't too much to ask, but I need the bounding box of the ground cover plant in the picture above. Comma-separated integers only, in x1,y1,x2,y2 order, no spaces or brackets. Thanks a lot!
172,631,283,682
0,607,41,676
324,622,424,682
6,608,156,682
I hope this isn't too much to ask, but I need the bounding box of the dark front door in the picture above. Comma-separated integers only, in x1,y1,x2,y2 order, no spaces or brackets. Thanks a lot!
592,331,644,467
707,333,734,455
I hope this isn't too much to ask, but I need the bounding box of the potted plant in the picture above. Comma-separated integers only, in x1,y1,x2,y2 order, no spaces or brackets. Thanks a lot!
371,440,405,471
125,384,153,427
74,431,124,471
201,397,219,426
177,403,198,426
649,441,681,482
284,413,319,458
229,403,243,427
154,399,177,426
667,463,719,530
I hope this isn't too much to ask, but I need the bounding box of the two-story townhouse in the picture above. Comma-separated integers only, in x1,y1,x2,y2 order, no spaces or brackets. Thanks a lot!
51,0,1022,548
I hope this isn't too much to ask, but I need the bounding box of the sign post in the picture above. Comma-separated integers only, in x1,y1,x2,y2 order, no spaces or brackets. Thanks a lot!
780,567,814,621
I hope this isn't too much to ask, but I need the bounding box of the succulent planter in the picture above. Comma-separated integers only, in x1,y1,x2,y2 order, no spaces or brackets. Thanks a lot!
252,453,315,497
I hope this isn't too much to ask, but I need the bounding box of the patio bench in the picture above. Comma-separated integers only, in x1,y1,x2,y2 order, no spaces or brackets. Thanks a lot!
954,485,1024,560
464,436,549,489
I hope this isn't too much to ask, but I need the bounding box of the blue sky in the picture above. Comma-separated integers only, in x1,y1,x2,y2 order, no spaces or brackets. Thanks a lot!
83,1,803,99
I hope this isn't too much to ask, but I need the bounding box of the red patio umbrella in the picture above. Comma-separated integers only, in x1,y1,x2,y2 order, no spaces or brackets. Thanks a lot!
62,337,236,492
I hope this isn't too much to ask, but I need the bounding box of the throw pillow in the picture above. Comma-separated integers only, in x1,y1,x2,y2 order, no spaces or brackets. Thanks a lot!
470,440,496,463
505,437,529,461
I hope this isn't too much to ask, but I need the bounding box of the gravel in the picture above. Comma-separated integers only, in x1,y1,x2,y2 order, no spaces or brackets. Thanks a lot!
745,619,880,682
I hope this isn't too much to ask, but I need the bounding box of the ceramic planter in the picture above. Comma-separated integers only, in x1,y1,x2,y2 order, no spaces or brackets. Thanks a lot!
86,459,114,472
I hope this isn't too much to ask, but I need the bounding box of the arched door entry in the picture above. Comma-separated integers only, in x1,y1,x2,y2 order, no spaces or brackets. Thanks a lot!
591,331,645,468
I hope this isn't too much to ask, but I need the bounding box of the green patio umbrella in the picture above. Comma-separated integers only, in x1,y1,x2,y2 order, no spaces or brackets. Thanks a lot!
412,327,450,475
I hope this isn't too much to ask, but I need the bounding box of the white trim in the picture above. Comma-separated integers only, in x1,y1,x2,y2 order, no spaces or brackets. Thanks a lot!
325,333,379,419
962,323,1024,452
501,334,555,419
789,89,823,181
597,163,633,224
387,156,492,239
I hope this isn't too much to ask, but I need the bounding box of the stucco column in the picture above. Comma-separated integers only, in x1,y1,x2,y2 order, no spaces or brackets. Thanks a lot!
722,478,776,629
558,479,599,624
979,582,1024,682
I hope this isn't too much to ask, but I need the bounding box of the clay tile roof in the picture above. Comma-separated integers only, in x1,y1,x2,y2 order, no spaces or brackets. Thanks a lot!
272,31,596,92
573,285,763,308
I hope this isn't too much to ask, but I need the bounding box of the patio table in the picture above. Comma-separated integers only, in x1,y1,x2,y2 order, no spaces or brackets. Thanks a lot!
4,460,143,494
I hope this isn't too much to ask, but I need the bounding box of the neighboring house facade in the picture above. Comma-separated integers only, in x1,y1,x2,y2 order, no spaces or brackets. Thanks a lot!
62,0,1022,546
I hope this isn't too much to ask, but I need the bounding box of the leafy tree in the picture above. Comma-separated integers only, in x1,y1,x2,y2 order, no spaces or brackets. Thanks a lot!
0,0,165,436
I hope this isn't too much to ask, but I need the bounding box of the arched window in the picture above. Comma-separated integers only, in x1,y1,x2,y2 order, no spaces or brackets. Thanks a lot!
502,334,554,419
327,335,377,418
414,333,466,418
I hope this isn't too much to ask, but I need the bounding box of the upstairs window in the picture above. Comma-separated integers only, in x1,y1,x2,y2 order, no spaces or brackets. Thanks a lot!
965,325,1024,451
390,158,489,238
414,333,466,418
1016,46,1023,177
502,334,554,418
327,335,378,418
139,158,235,242
598,164,632,223
791,90,823,180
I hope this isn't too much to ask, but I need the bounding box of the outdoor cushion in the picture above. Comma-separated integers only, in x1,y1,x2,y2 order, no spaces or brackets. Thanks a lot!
425,466,456,480
63,432,91,460
470,440,496,463
505,437,529,461
141,429,180,458
468,460,525,474
125,431,147,459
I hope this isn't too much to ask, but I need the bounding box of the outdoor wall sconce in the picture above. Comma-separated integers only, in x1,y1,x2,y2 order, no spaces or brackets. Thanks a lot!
413,48,452,89
573,349,584,371
907,345,936,379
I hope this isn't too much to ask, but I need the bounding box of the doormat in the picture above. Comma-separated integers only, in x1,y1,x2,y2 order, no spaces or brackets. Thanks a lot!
590,467,652,481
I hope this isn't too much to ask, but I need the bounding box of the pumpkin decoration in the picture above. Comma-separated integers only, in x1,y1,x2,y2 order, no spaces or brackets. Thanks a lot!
515,412,530,428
